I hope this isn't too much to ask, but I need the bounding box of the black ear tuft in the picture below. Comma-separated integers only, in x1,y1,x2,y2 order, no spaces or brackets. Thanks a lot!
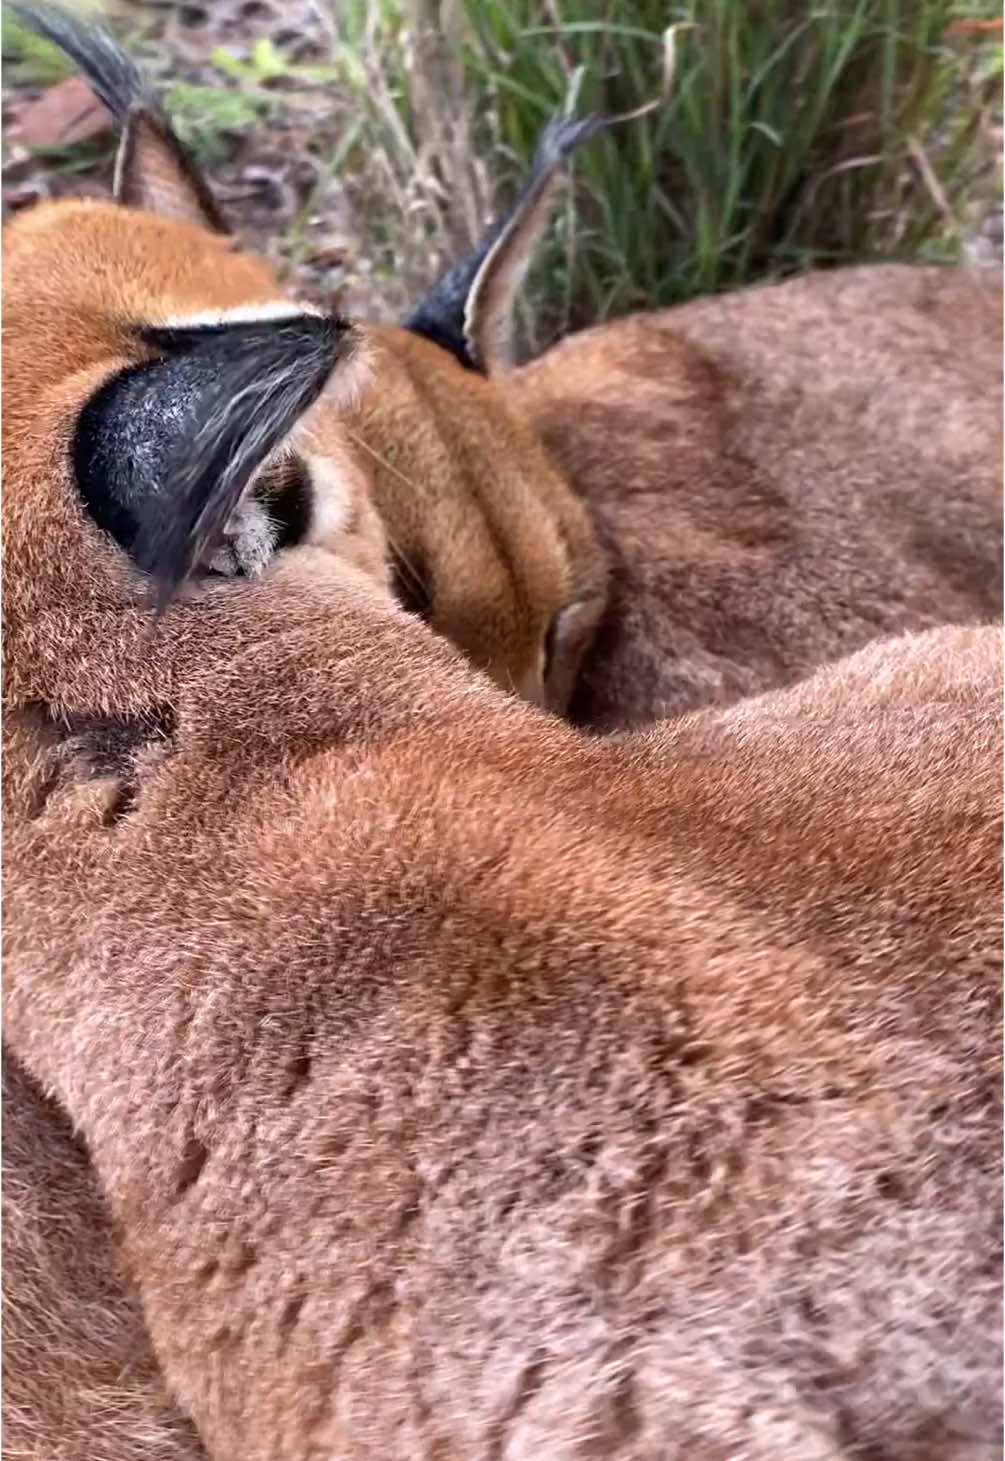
402,113,608,373
9,2,230,233
8,2,148,123
73,313,355,607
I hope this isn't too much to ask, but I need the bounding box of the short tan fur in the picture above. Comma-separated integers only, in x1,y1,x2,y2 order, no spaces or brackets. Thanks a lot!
7,7,999,731
507,263,1003,729
346,324,606,708
2,11,1002,1460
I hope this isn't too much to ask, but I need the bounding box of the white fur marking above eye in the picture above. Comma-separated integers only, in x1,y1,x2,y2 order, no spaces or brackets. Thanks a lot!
154,300,326,329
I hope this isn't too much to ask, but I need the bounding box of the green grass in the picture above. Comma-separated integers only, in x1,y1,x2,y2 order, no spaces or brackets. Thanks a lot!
1,6,75,83
164,81,274,165
1,6,276,166
327,0,1003,350
3,1,1000,347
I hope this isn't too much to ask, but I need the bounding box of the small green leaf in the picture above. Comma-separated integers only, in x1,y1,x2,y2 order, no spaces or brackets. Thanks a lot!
251,37,289,81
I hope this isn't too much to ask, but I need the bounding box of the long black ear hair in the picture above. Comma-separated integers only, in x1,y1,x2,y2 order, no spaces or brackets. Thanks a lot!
12,5,359,607
74,311,357,607
8,2,230,231
402,113,609,375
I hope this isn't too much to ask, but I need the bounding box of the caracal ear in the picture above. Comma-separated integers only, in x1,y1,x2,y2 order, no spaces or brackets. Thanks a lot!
10,2,230,232
402,113,608,375
114,105,230,232
74,308,359,605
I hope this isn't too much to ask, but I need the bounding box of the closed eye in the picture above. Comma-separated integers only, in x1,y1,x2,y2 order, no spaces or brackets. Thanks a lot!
390,547,433,622
543,611,560,681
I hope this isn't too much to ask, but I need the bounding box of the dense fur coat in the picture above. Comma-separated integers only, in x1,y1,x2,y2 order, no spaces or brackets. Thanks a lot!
4,201,1003,1449
3,12,1003,1457
506,263,1004,730
2,1054,203,1461
5,576,1003,1457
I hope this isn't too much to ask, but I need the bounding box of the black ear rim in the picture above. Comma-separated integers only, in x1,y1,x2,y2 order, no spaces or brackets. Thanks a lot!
7,2,148,123
115,104,232,236
401,295,483,373
72,313,356,610
73,357,160,557
10,3,232,236
139,313,355,610
401,111,609,371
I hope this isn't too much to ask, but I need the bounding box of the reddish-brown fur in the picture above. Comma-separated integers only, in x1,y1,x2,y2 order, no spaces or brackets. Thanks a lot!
331,262,1004,730
3,182,1002,1459
1,197,387,1461
505,263,1004,729
2,1052,204,1461
343,323,607,710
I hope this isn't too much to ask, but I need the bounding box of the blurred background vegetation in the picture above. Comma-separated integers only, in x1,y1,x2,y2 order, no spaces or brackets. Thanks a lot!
3,0,1001,354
